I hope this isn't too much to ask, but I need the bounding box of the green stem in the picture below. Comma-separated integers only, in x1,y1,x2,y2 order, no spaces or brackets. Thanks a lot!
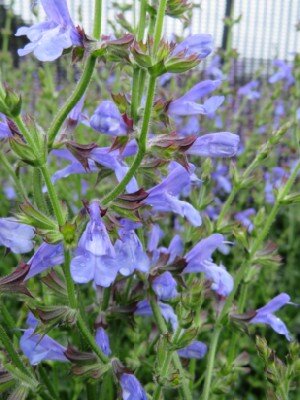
39,165,65,226
0,323,31,377
149,299,193,400
102,75,157,205
14,115,39,156
201,327,221,400
152,0,168,55
39,367,60,400
93,0,102,39
48,55,97,148
62,248,77,309
131,67,140,122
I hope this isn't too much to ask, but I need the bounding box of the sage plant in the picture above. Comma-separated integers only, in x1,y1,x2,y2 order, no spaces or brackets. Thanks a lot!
0,1,299,399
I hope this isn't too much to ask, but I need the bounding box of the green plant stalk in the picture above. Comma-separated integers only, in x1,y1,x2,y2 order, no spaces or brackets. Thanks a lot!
0,150,27,199
33,168,50,214
62,248,77,309
149,299,193,400
48,0,102,148
152,0,168,55
39,367,60,400
0,323,32,378
202,159,300,400
102,75,157,205
14,115,39,156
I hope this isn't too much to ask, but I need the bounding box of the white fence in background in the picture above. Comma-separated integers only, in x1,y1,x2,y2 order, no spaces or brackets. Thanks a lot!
1,0,300,62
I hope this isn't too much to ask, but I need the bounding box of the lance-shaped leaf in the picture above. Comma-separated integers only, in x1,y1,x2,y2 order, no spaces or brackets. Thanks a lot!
34,305,77,327
18,202,58,231
41,271,67,298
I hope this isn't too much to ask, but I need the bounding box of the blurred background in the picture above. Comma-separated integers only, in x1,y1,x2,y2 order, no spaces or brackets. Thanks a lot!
1,0,300,77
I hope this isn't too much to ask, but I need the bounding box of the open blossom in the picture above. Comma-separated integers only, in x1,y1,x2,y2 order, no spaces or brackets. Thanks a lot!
70,201,119,287
90,101,128,136
249,293,292,341
183,234,234,296
16,0,81,62
186,132,239,158
177,341,207,359
120,373,147,400
26,242,64,279
168,80,224,117
152,271,178,300
20,313,67,365
114,220,150,276
0,218,35,254
145,163,202,227
95,327,112,356
172,34,213,60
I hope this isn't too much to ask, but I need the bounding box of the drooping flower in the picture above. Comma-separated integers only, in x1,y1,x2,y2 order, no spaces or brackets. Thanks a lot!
186,132,239,158
183,234,233,296
168,80,224,117
16,0,82,62
172,34,213,60
26,242,64,280
145,163,202,227
95,327,112,357
249,293,292,341
135,300,178,330
152,271,178,301
177,341,207,359
70,201,119,287
114,220,150,277
90,101,128,136
120,373,147,400
235,208,256,233
20,313,67,365
0,218,35,254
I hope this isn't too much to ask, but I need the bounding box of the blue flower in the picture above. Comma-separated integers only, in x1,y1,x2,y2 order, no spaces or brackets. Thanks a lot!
184,234,233,297
120,373,147,400
26,242,64,279
177,341,207,359
70,201,119,287
90,101,128,136
249,293,292,341
186,132,239,158
114,221,150,277
172,34,213,60
16,0,81,61
152,271,178,301
269,60,295,87
235,208,256,233
145,163,202,226
168,80,224,117
238,80,260,100
0,218,35,254
0,113,12,139
95,327,112,356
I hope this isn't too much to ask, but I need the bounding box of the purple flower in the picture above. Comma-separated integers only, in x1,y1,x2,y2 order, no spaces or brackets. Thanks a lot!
186,132,239,158
70,201,119,287
178,116,200,136
168,80,224,117
235,208,256,233
114,221,150,276
269,60,295,86
26,242,64,279
135,300,178,330
238,80,260,100
120,373,147,400
145,163,202,226
265,167,288,204
249,293,292,341
212,164,232,193
0,218,35,254
152,271,178,300
0,114,12,139
95,327,112,356
205,55,224,80
90,101,128,136
177,341,207,359
20,328,68,365
172,34,213,60
16,0,81,61
184,234,233,296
